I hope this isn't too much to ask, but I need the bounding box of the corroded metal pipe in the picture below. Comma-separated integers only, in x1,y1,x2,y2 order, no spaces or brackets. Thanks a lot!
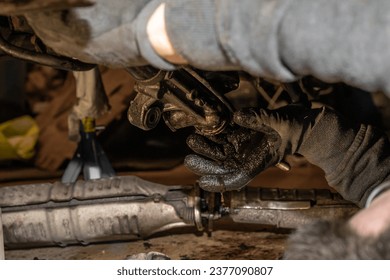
228,187,359,228
0,176,359,249
0,176,201,248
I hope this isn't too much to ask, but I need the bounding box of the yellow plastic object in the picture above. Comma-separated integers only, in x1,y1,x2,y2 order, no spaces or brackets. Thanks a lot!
0,116,39,160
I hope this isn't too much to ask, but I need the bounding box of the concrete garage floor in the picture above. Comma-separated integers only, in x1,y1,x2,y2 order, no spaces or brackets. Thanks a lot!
2,164,329,260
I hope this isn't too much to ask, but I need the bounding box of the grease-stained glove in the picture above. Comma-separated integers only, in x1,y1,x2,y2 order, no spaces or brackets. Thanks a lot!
185,127,280,192
185,105,323,192
233,105,323,160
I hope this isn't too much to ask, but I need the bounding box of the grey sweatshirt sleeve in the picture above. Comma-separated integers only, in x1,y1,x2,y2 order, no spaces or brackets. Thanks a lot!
139,0,390,95
25,0,390,94
298,109,390,207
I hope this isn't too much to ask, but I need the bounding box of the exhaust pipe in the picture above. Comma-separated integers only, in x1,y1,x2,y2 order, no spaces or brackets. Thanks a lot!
0,176,358,249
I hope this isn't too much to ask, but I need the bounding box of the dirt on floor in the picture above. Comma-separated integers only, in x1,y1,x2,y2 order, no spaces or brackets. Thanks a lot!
5,230,288,260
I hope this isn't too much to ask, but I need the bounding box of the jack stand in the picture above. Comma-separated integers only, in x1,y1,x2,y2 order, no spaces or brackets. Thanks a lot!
0,208,4,260
61,117,115,183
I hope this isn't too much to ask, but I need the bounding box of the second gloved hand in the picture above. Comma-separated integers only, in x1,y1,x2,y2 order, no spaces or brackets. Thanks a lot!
184,127,280,192
185,105,324,192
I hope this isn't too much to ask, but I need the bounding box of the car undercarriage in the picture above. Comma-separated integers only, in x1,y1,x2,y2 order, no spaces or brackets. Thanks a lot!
0,0,389,260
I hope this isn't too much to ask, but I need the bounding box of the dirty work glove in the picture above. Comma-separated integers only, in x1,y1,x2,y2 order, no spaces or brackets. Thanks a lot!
185,127,280,192
233,105,324,161
185,105,323,192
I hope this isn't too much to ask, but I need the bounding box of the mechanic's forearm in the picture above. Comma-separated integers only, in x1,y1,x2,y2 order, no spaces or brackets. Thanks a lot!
299,109,390,207
144,0,390,93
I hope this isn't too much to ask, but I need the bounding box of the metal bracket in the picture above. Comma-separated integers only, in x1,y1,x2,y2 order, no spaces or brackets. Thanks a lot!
127,66,234,136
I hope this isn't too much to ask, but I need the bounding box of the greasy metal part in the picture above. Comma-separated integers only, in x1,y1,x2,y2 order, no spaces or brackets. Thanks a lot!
228,187,359,228
0,28,95,71
190,196,204,231
127,91,162,131
162,110,199,130
0,0,95,15
127,66,235,136
182,67,235,113
202,191,222,233
1,176,199,248
0,208,4,259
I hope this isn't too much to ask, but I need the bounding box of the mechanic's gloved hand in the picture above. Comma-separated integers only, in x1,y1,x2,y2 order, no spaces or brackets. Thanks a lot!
185,105,324,192
185,127,280,192
233,105,323,160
